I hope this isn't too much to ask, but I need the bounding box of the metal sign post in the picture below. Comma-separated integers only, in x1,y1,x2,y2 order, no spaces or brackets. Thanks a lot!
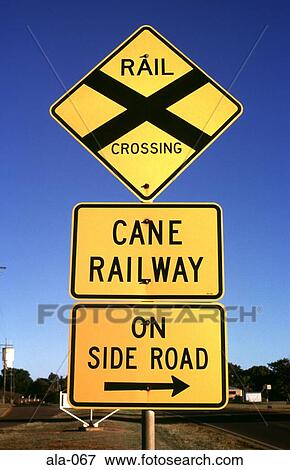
141,410,155,450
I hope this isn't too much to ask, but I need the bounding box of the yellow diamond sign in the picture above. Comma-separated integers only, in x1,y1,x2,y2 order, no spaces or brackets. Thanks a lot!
50,25,243,201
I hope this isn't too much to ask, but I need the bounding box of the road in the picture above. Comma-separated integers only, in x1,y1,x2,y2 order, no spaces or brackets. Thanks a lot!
158,407,290,449
200,411,290,449
0,405,59,428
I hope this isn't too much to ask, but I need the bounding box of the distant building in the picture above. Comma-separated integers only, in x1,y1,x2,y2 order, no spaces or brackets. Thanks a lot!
229,387,243,400
245,392,262,403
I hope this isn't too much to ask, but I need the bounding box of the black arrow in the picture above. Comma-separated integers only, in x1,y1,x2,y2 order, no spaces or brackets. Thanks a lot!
104,375,189,397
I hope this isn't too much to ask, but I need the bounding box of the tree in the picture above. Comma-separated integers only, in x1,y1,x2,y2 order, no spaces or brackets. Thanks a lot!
0,368,33,395
47,373,67,391
14,368,33,395
228,363,245,388
244,365,272,392
59,375,67,391
48,372,60,392
29,378,50,399
268,358,290,400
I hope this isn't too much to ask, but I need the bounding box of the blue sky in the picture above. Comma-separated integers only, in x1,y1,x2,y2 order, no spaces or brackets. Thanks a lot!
0,0,289,379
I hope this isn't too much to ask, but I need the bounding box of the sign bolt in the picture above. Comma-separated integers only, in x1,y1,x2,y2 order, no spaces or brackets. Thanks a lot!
139,279,151,285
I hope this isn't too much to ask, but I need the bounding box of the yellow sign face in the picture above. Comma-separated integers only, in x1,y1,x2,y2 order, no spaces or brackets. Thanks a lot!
50,25,243,201
68,304,227,410
70,203,223,300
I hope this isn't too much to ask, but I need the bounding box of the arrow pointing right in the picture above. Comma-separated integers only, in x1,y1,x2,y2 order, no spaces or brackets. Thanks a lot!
104,375,189,397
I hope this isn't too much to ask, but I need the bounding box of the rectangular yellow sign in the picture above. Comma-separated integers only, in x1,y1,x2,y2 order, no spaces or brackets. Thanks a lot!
68,304,227,410
70,203,223,300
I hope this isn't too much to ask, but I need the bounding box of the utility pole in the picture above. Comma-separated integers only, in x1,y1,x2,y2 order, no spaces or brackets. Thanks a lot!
1,339,14,405
3,363,6,405
0,267,7,404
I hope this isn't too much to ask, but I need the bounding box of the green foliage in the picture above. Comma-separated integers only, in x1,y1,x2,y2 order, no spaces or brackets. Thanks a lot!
228,359,290,400
14,368,34,395
0,369,68,404
228,363,244,388
28,373,67,403
29,377,50,397
243,365,271,392
268,358,290,400
0,368,33,395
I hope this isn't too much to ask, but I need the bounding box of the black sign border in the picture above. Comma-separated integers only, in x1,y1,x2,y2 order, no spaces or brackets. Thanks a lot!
69,303,227,409
70,203,223,300
50,25,242,201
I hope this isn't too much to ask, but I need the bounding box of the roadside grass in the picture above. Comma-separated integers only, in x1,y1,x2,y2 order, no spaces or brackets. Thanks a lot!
0,405,11,418
0,412,263,450
227,402,290,412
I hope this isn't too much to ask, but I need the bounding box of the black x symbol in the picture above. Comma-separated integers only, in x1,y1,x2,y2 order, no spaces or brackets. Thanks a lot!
81,67,212,152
